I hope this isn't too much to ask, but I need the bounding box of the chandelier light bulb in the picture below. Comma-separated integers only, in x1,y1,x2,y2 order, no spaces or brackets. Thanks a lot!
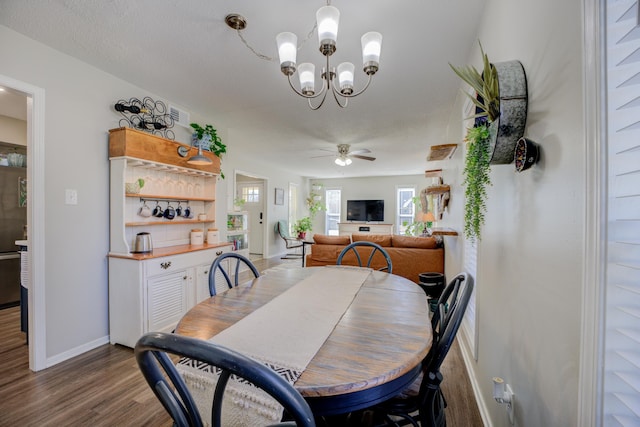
361,32,382,74
335,157,345,166
337,62,355,94
276,32,298,75
316,5,340,47
298,63,316,95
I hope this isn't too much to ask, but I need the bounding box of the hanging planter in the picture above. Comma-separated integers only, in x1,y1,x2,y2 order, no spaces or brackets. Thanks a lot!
485,60,528,164
450,43,529,241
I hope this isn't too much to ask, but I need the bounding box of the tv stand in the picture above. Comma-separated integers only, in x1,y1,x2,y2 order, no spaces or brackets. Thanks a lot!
338,223,394,236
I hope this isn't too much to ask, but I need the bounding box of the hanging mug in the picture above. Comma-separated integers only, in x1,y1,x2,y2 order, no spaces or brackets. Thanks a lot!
164,202,176,220
175,202,183,217
138,201,152,218
152,202,164,218
183,204,192,219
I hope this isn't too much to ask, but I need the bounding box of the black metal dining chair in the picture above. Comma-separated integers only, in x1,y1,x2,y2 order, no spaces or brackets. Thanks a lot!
208,252,260,296
336,241,393,273
135,332,316,427
360,272,474,427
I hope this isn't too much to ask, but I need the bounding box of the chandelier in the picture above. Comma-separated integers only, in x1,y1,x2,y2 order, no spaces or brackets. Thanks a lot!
276,2,382,110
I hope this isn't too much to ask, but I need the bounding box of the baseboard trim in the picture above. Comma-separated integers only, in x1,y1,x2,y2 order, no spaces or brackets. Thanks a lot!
458,334,492,427
46,335,110,368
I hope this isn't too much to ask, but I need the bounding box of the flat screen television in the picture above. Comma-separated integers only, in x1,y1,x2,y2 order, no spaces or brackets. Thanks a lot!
346,200,384,222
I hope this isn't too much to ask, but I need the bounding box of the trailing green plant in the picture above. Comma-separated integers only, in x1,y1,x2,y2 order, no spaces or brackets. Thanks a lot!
306,192,326,218
462,124,492,242
449,41,500,122
190,122,227,178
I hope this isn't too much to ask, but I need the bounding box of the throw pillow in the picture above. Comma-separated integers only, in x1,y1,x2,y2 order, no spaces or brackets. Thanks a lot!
391,235,438,249
351,234,392,247
313,234,351,245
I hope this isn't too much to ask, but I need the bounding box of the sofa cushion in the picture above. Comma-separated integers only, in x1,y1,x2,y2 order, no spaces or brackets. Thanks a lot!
313,234,351,245
351,234,392,247
391,235,438,249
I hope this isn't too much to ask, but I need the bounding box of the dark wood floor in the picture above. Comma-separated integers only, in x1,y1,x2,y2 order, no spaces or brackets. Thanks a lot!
0,256,483,426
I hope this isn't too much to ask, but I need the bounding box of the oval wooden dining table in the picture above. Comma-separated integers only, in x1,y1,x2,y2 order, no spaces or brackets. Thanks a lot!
174,266,432,416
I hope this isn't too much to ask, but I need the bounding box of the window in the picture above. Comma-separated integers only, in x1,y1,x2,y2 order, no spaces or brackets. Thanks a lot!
396,187,416,235
288,183,298,234
241,185,260,203
325,188,341,235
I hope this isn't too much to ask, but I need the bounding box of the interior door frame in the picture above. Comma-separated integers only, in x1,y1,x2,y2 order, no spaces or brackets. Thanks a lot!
234,169,268,258
0,74,46,371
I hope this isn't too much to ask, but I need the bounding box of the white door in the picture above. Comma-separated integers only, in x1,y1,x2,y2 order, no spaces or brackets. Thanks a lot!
238,181,264,255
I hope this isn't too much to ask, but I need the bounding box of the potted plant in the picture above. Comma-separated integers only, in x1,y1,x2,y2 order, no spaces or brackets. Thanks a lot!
233,197,246,211
449,42,528,165
450,42,527,242
293,216,312,239
125,177,145,194
190,122,228,178
306,189,326,219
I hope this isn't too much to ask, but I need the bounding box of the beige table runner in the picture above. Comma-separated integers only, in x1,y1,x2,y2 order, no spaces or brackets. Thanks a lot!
177,266,371,426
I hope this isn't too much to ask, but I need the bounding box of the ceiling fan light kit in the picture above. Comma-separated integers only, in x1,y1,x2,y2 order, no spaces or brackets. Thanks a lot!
275,2,382,109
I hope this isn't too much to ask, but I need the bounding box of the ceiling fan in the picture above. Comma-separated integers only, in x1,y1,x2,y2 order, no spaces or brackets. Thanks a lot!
313,144,376,166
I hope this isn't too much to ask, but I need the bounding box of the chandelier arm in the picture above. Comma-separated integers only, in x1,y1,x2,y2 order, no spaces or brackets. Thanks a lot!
330,86,349,108
286,74,327,99
307,88,329,110
332,73,374,99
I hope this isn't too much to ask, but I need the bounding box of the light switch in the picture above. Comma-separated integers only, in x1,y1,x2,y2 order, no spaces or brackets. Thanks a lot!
65,189,78,205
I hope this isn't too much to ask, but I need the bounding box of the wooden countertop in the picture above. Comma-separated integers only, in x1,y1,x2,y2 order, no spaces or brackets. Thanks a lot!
108,242,232,260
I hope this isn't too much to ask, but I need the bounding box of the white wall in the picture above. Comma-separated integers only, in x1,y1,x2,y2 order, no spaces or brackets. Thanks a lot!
446,0,585,425
0,25,305,364
0,115,26,145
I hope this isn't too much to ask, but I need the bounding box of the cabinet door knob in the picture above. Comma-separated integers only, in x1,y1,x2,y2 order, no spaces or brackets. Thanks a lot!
216,250,223,256
183,276,188,280
160,261,172,269
204,270,208,275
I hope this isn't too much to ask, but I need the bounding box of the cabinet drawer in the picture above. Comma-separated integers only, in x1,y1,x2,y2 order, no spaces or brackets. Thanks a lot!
145,247,232,277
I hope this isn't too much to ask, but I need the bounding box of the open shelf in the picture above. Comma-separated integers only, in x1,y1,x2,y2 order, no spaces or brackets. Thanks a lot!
126,193,215,202
125,219,215,227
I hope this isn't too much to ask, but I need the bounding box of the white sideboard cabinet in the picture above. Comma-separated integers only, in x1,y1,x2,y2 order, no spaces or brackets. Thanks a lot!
107,128,232,348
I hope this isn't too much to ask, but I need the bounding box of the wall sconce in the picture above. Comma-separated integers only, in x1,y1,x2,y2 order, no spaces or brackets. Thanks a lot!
186,144,212,166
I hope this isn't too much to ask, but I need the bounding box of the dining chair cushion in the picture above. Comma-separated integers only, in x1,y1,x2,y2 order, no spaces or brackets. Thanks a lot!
351,233,392,247
313,234,351,245
392,235,439,249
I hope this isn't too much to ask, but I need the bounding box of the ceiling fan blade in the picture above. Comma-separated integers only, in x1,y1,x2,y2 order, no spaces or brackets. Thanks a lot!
310,154,337,159
351,154,376,161
349,148,371,155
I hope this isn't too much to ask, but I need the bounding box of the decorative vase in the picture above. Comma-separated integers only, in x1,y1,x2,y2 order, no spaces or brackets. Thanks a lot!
480,60,528,165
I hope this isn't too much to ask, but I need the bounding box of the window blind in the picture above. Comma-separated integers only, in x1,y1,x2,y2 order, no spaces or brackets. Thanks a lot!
603,1,640,424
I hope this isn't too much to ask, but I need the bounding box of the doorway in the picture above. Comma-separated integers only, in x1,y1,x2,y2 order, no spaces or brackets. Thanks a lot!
235,171,267,259
0,74,45,371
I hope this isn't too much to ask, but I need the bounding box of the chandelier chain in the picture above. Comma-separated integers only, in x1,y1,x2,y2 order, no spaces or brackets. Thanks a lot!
234,22,317,63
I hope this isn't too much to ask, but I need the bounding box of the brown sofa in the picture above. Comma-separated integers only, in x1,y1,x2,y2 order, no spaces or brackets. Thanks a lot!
305,233,444,284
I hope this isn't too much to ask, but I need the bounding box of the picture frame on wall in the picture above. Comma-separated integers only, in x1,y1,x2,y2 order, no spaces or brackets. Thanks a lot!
275,187,284,205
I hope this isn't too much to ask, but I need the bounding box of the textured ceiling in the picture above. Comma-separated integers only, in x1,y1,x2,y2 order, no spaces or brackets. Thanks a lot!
0,0,486,178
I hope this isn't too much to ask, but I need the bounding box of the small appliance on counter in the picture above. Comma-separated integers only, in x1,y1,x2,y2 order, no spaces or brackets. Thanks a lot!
132,232,153,253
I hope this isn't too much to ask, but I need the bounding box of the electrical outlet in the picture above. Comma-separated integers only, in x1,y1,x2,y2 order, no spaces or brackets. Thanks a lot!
65,189,78,205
